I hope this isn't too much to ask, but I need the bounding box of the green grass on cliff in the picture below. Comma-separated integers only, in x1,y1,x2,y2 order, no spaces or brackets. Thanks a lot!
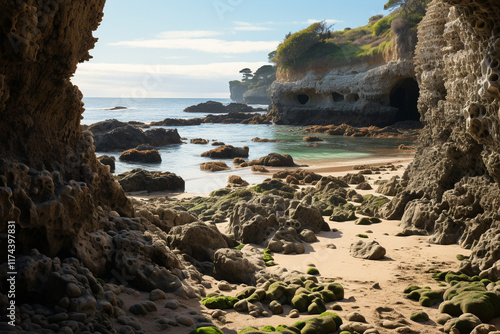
274,2,427,75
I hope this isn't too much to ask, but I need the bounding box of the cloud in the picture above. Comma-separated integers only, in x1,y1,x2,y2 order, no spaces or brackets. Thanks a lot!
110,38,279,54
233,21,273,31
75,61,270,80
157,30,223,39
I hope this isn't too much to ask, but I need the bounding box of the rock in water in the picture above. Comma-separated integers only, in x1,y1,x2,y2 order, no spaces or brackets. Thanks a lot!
119,146,162,163
117,169,185,192
350,240,386,260
201,145,249,159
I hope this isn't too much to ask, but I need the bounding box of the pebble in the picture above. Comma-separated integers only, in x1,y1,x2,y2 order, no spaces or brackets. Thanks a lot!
129,301,157,316
217,282,232,291
211,310,227,319
117,316,142,330
372,282,381,289
176,315,195,327
346,311,367,323
164,299,180,310
289,309,300,318
66,283,82,298
149,289,167,301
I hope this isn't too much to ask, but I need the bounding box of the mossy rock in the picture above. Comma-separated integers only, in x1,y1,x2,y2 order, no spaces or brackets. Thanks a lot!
266,261,278,267
307,267,320,275
238,327,258,334
406,286,444,307
432,271,448,281
355,217,372,225
325,283,345,300
357,194,390,216
291,294,311,313
201,296,239,309
456,254,469,261
410,311,429,322
304,280,318,290
440,281,500,322
190,328,224,334
369,217,382,224
236,287,256,300
260,325,276,332
234,244,245,250
330,204,357,222
209,188,233,197
445,271,473,283
266,282,288,301
263,253,274,262
308,298,326,315
356,234,368,238
331,303,343,311
293,312,342,334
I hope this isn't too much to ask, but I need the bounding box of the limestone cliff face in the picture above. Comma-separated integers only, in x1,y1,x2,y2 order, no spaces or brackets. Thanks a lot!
0,1,132,256
269,28,420,126
383,0,500,279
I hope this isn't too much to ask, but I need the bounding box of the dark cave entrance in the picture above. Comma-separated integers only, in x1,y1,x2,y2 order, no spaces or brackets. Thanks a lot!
390,78,420,122
297,94,310,105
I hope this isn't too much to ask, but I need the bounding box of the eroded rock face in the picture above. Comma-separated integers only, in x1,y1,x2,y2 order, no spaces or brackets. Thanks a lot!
0,1,133,257
269,60,418,126
384,0,500,279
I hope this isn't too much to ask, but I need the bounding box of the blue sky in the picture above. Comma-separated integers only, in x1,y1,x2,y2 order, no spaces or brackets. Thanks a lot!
72,0,390,98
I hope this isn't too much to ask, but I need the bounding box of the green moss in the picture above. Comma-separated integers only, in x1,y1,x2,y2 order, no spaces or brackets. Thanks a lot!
432,271,448,281
238,327,258,334
190,327,224,334
370,217,382,224
236,287,256,300
291,294,310,313
307,267,320,275
440,281,500,322
209,188,232,197
326,283,345,301
410,311,429,322
263,254,274,262
406,286,444,307
260,325,276,332
445,271,473,283
234,244,245,250
190,328,224,334
331,303,343,311
330,203,357,222
266,282,288,301
308,298,326,315
201,296,239,309
356,234,369,238
456,254,469,261
266,261,278,267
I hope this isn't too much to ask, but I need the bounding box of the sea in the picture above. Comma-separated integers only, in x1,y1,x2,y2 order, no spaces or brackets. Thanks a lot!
82,97,413,194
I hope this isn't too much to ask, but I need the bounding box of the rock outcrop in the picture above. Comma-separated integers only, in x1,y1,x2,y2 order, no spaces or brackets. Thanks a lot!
117,169,185,193
0,1,133,257
383,0,500,280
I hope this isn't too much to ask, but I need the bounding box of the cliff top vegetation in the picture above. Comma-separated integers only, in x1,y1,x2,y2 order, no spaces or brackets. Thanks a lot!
272,0,431,75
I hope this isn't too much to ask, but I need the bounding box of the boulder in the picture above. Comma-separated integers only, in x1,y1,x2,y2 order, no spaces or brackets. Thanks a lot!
201,145,249,159
167,222,228,261
213,248,265,285
350,240,386,260
184,101,227,113
144,128,181,147
117,169,185,192
303,136,325,142
200,161,230,172
290,204,327,233
227,175,249,187
119,146,162,163
191,138,209,145
376,176,401,196
240,153,296,167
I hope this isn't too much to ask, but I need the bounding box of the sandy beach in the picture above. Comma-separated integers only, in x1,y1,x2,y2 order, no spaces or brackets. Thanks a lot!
120,153,482,334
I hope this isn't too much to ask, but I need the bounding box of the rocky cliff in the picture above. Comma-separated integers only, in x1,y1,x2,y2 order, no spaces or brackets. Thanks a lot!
0,0,132,257
383,0,500,280
269,20,421,126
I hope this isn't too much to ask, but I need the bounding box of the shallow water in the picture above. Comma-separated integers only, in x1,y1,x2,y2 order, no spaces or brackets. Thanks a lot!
83,98,413,193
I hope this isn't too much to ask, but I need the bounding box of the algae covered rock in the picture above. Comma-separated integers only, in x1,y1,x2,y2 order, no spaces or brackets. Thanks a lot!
410,311,430,322
405,285,444,307
357,194,390,217
201,296,239,309
439,281,500,322
189,327,224,334
443,313,482,334
330,204,357,222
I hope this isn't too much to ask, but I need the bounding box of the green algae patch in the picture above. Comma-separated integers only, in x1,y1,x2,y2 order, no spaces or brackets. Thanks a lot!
201,296,239,309
410,311,430,322
405,286,444,307
307,267,320,275
439,281,500,322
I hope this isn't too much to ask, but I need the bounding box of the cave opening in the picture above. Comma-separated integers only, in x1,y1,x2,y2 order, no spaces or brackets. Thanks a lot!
297,94,310,105
346,93,360,103
332,92,344,102
390,78,420,122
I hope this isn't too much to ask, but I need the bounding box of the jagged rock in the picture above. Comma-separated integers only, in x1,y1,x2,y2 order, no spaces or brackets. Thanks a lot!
240,153,296,167
90,121,181,151
227,175,249,187
290,204,327,233
382,0,500,279
98,155,116,173
117,169,185,192
376,176,401,196
119,146,162,163
200,161,230,172
273,169,322,184
213,248,265,285
201,145,249,159
167,222,228,261
350,240,386,260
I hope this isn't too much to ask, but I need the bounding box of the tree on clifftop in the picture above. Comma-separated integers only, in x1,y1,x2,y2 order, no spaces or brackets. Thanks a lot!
274,21,331,68
239,68,253,81
384,0,431,18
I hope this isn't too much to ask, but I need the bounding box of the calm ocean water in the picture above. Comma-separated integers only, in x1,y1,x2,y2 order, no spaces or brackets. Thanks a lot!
82,98,412,193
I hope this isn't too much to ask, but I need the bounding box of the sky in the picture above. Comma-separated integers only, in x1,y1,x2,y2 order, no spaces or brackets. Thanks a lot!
72,0,390,98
